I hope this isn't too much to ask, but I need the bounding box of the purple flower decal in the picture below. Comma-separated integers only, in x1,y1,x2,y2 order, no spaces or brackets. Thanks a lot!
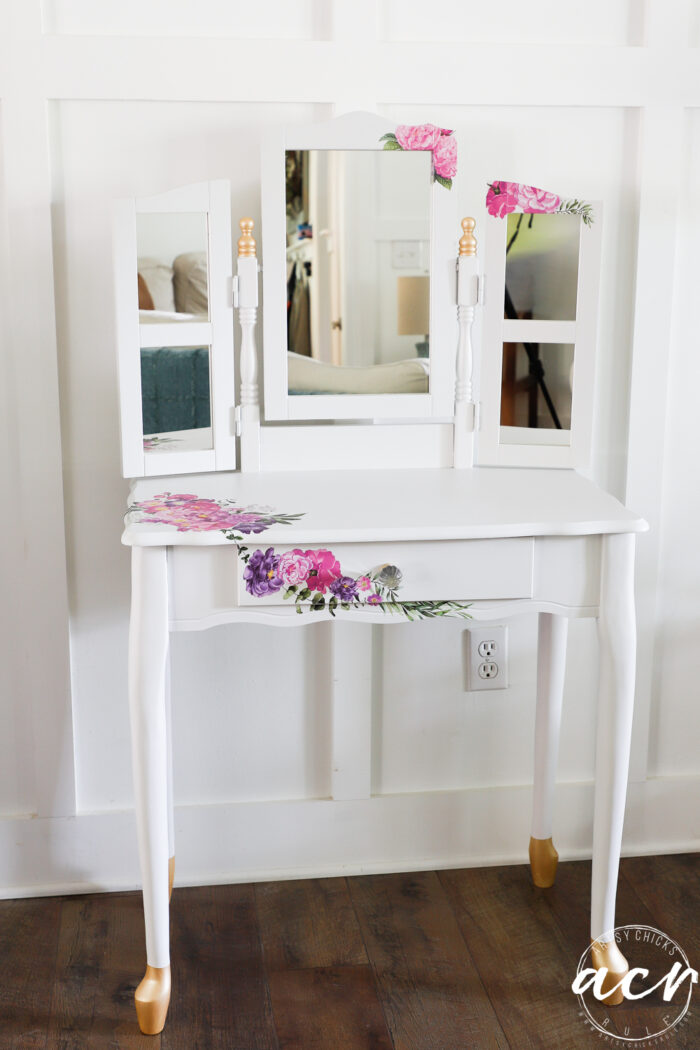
366,593,384,605
329,576,359,602
243,547,283,597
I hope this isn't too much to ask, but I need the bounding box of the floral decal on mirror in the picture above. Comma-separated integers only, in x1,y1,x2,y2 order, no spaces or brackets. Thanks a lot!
380,125,457,190
143,436,181,451
127,493,472,621
486,181,594,225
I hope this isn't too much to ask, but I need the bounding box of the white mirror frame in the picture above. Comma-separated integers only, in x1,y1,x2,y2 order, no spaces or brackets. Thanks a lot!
114,180,236,479
477,203,602,469
261,112,456,422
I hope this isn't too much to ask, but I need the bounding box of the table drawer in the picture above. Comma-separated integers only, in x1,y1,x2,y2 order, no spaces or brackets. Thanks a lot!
237,538,533,607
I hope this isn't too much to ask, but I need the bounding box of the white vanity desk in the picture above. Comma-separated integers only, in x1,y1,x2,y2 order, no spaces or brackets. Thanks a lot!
123,466,645,1033
115,114,647,1034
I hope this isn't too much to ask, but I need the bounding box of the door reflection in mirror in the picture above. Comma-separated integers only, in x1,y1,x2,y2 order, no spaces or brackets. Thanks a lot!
136,212,209,319
285,148,431,394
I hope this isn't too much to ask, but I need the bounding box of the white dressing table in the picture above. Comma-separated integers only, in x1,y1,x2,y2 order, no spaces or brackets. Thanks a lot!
114,114,647,1034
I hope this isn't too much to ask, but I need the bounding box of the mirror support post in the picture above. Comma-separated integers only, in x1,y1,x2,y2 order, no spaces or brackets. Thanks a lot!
454,218,479,469
237,218,261,472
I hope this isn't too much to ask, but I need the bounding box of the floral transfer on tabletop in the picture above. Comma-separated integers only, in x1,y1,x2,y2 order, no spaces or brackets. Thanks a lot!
380,125,457,190
486,181,594,225
127,492,472,621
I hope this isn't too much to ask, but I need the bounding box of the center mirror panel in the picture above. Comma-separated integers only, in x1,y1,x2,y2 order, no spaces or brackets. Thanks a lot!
285,148,432,396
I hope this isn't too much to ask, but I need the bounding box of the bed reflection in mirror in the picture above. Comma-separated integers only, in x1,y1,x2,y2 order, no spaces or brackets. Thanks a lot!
136,212,209,319
136,213,212,453
140,345,213,452
285,148,431,395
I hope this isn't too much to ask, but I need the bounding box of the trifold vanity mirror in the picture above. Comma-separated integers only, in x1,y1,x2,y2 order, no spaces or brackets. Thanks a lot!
114,114,602,478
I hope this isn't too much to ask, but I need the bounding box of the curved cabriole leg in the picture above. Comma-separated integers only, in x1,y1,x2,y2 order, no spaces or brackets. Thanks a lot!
165,658,175,901
529,613,568,888
590,533,637,1005
129,546,172,1034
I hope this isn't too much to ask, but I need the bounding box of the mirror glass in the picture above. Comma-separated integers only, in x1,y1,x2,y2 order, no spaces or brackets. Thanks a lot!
136,212,209,319
285,148,431,395
140,345,212,451
503,212,580,322
500,341,574,432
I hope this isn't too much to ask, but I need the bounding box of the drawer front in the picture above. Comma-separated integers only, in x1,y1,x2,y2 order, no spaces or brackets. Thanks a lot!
237,538,533,607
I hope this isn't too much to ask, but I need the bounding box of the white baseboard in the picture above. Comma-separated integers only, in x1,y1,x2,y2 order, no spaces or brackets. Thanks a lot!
0,776,698,899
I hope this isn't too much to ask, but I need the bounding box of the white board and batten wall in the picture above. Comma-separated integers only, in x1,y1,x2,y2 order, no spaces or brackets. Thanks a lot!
0,0,698,896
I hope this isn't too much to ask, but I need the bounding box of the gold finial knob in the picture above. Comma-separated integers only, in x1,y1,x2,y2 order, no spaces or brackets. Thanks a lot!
238,217,256,258
459,217,477,257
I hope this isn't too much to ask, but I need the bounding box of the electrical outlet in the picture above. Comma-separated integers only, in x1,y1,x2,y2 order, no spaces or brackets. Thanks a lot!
463,626,508,691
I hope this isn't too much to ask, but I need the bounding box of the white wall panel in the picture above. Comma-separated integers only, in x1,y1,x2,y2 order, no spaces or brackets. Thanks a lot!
380,0,638,46
649,108,700,778
51,100,329,810
43,0,327,40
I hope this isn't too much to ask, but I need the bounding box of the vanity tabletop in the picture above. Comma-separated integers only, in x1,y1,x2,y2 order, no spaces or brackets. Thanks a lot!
123,467,647,547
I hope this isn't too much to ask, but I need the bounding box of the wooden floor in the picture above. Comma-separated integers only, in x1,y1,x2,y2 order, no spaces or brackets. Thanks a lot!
1,854,698,1049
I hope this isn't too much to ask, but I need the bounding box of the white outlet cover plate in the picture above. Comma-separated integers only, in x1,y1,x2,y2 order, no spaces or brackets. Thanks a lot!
464,625,509,691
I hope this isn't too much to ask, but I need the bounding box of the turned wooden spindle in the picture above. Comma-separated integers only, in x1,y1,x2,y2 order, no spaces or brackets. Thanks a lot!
236,217,261,470
454,216,479,468
459,216,477,257
238,217,256,258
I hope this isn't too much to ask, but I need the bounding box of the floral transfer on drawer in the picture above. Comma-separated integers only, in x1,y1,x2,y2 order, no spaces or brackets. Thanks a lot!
127,493,472,621
486,181,594,225
240,546,472,620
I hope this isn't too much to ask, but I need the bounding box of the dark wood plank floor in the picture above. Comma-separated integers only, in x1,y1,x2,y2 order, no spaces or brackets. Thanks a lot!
0,854,697,1049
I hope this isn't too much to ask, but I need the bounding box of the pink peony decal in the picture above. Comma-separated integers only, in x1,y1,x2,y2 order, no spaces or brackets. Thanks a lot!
278,548,314,586
307,549,342,593
486,181,520,218
433,135,458,180
395,123,442,151
381,124,457,189
486,181,594,224
517,185,561,213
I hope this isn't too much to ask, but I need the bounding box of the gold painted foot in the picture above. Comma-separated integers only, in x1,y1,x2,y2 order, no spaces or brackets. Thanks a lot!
168,855,175,900
590,939,629,1006
529,836,559,888
135,964,171,1035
